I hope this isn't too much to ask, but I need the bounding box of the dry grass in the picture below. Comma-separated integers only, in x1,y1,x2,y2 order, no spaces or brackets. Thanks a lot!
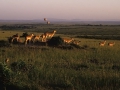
0,24,120,90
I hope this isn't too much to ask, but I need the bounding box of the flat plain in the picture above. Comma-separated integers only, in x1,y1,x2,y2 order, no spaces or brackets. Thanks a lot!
0,23,120,90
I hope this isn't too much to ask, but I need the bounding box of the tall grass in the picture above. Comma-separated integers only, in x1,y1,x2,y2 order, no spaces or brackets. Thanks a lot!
0,43,120,90
0,24,120,90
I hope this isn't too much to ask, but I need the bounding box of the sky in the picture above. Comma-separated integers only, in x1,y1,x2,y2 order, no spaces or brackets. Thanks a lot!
0,0,120,21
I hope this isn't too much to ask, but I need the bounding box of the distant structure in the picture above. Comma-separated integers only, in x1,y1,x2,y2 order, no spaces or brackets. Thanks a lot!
47,21,50,24
44,18,47,21
44,18,50,24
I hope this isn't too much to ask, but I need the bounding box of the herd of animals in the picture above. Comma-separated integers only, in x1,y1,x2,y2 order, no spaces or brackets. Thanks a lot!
8,30,57,45
99,40,115,46
8,30,115,46
8,30,81,45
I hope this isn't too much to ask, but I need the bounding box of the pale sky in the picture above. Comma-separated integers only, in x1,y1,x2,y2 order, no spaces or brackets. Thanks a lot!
0,0,120,21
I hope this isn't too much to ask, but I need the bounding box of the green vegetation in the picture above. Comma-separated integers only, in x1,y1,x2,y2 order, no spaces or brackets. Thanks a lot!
0,24,120,90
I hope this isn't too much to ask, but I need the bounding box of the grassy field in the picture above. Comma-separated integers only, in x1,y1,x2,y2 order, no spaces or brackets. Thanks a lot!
0,24,120,90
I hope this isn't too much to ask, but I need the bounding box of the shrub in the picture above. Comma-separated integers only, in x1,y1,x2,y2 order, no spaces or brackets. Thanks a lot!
112,65,120,71
21,32,29,37
0,62,13,89
0,40,11,47
47,36,64,47
10,60,28,72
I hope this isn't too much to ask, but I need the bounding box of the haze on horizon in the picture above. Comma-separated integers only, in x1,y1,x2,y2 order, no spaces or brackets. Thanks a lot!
0,0,120,21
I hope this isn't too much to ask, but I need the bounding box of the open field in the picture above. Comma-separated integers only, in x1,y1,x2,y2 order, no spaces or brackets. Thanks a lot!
0,23,120,90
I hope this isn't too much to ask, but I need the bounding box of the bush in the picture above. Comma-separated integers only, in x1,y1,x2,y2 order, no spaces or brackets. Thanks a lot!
47,36,64,47
21,32,29,37
0,40,11,47
0,62,13,89
10,60,28,72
